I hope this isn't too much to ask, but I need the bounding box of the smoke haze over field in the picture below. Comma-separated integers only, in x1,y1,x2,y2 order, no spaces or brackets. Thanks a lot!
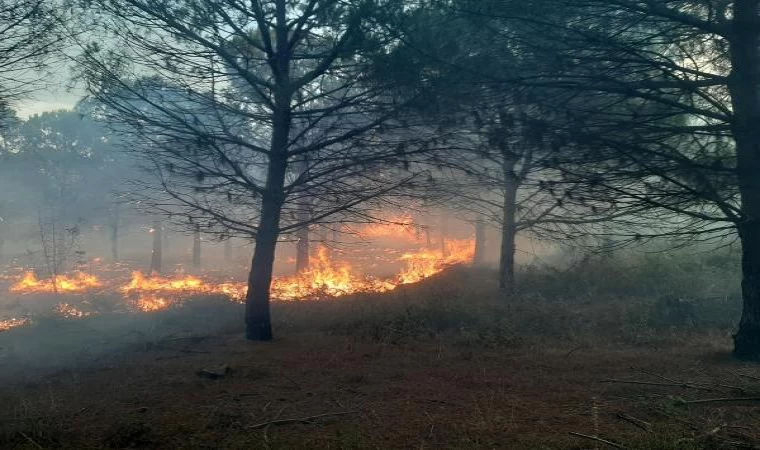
3,1,760,448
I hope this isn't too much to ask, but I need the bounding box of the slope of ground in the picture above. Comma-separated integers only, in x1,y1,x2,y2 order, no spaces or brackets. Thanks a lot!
1,263,758,449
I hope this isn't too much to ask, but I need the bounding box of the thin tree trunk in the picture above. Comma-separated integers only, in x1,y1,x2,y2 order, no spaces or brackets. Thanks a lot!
150,220,162,275
499,158,519,297
440,213,449,257
729,0,760,359
245,199,281,341
474,215,486,267
192,228,201,269
224,238,232,262
110,207,119,261
295,157,310,273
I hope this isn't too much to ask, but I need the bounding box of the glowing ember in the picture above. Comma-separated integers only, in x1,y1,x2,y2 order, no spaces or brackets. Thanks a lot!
134,294,173,312
10,271,102,293
55,303,92,318
0,317,30,332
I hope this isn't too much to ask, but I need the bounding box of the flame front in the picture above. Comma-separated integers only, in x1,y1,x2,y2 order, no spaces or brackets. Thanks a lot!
10,271,102,293
3,238,475,321
271,246,396,300
121,271,246,310
397,239,475,285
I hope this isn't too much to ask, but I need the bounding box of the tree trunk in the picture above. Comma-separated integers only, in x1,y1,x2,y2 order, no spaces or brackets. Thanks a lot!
245,8,292,340
295,157,310,273
110,205,119,261
110,220,119,261
150,220,162,274
499,158,519,296
474,215,486,267
192,228,201,269
245,199,281,341
440,213,449,257
224,238,232,262
729,0,760,359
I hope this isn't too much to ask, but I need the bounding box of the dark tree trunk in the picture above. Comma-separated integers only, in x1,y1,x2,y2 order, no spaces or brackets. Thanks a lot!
474,215,486,267
440,213,449,257
224,238,232,262
150,220,162,274
245,8,292,340
245,199,281,341
729,0,760,359
192,228,201,269
110,220,119,261
499,158,519,296
295,157,310,273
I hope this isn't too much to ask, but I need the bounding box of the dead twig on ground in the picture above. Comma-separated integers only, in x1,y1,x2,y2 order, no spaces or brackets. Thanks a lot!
616,412,651,432
684,397,760,405
600,379,715,391
249,411,358,430
19,431,44,449
568,432,627,449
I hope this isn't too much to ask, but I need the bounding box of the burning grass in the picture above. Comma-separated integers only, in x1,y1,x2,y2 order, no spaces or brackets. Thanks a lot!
0,238,476,330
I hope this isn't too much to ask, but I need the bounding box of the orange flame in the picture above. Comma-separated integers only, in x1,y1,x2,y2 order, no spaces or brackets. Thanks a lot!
397,239,475,285
271,246,396,300
4,238,475,316
120,271,247,310
10,271,102,293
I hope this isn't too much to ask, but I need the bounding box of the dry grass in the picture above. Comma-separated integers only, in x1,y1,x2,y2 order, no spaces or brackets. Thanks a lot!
0,253,755,449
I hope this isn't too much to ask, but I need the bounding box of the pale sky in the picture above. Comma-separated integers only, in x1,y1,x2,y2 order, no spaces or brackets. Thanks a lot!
15,64,84,119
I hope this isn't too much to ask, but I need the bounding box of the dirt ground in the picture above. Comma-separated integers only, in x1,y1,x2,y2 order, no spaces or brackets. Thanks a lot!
2,329,760,449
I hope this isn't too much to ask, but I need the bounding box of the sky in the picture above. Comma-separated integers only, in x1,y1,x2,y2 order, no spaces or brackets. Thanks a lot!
15,63,84,119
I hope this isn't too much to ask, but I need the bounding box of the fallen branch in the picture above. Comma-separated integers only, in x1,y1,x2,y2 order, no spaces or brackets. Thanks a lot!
684,397,760,405
600,379,714,391
568,432,627,449
616,412,651,431
19,431,44,449
248,411,358,430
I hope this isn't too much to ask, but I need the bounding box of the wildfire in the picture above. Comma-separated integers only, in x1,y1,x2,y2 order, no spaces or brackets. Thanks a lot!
272,246,396,300
3,237,476,318
10,271,102,293
121,271,247,310
397,239,475,285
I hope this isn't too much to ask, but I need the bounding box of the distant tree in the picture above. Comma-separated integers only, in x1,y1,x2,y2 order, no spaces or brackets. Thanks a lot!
0,108,130,268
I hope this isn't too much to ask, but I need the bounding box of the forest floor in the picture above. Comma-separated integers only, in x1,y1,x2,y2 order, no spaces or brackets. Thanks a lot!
1,268,759,449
